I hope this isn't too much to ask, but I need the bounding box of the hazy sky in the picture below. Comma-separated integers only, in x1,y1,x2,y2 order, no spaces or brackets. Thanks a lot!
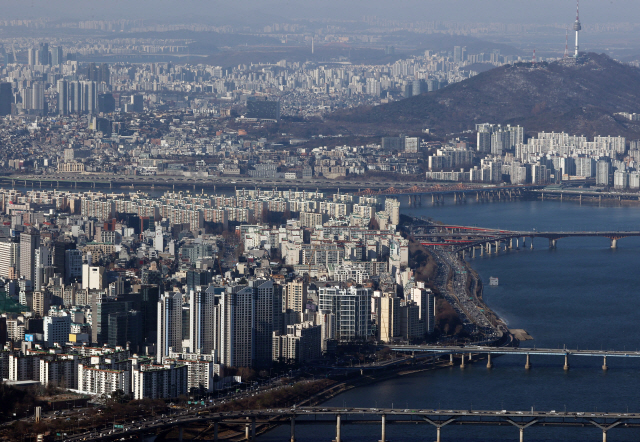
4,0,640,25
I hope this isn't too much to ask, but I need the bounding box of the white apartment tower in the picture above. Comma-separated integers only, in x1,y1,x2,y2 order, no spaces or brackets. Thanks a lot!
157,292,183,363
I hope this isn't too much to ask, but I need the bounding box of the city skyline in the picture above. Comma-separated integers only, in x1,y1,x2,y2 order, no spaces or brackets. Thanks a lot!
0,1,639,440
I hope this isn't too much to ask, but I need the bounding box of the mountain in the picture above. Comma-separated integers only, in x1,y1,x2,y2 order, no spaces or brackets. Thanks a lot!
329,53,640,139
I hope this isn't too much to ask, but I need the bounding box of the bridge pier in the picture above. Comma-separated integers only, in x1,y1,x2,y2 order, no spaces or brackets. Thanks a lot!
508,418,537,442
549,239,557,249
449,354,453,365
460,354,465,368
436,426,441,442
486,353,493,369
252,416,256,440
592,421,622,442
290,417,296,442
564,354,570,371
516,238,519,248
602,356,608,371
472,247,476,258
480,246,484,256
530,237,534,249
495,241,500,254
610,238,617,249
525,354,531,370
379,414,386,442
333,414,341,442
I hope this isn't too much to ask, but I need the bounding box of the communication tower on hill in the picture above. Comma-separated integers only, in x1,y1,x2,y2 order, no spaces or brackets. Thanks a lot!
573,0,582,58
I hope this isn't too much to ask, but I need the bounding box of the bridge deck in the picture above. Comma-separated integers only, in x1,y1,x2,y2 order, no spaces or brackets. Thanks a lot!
390,345,640,357
67,406,640,441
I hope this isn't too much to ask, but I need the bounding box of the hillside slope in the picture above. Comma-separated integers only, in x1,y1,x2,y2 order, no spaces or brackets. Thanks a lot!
329,53,640,138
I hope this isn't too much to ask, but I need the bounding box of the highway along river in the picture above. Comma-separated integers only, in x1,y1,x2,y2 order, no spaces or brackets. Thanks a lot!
260,199,640,442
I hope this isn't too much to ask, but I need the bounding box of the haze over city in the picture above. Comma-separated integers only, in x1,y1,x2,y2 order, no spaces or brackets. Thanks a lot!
0,1,638,441
2,0,640,24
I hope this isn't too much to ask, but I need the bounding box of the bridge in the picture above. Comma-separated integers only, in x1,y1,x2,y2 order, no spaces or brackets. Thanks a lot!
357,184,536,205
390,345,640,371
0,173,431,192
65,406,640,442
412,223,640,251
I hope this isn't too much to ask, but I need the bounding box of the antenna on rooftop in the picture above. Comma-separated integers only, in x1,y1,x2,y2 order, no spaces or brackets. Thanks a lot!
532,49,536,64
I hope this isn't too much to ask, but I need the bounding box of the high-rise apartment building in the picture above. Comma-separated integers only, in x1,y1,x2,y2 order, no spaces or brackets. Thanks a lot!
379,294,400,343
0,83,13,116
189,286,221,357
57,80,68,115
82,81,97,114
596,159,611,186
19,229,40,284
0,239,19,279
409,285,436,334
64,249,82,284
318,286,370,342
50,46,63,65
44,315,71,346
157,292,183,363
92,294,130,345
284,279,307,313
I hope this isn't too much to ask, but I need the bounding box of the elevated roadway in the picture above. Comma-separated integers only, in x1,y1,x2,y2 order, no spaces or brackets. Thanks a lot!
0,173,428,192
413,223,640,250
65,406,640,442
390,345,640,371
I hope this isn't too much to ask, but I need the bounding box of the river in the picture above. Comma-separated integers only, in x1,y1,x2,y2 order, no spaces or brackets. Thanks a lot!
259,199,640,441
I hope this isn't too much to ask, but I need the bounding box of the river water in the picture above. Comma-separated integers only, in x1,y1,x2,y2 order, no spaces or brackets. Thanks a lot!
259,199,640,441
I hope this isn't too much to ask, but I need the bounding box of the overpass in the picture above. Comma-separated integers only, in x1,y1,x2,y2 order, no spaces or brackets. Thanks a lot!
65,406,640,442
390,345,640,371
